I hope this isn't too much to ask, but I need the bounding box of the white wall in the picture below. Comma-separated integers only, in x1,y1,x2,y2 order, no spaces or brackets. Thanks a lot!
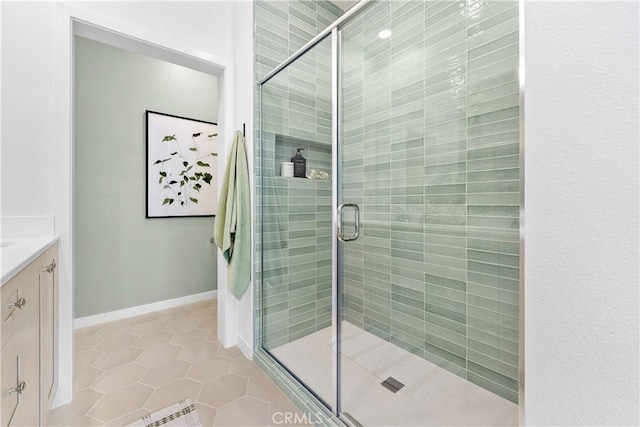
524,1,639,425
0,0,235,219
1,2,56,216
1,1,234,217
231,0,255,358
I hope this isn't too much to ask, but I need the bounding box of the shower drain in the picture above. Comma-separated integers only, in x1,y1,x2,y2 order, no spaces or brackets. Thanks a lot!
380,377,405,393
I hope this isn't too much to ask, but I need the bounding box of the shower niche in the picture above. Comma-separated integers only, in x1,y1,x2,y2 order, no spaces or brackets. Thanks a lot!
275,134,332,180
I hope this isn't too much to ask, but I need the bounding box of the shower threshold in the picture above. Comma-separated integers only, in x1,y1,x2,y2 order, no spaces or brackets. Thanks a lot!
272,322,517,427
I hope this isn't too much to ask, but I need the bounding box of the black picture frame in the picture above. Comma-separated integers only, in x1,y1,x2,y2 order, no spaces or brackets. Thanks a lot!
145,110,218,218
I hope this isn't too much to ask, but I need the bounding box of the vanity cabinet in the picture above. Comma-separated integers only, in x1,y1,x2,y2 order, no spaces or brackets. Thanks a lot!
1,244,58,427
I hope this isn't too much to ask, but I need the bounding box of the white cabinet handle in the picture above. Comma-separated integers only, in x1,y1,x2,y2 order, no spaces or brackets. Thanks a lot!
8,381,26,395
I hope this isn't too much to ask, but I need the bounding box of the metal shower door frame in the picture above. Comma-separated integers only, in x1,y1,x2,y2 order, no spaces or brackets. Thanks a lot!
256,1,525,425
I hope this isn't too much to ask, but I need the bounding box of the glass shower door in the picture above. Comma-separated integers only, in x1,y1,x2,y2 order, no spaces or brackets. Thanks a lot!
259,34,336,408
336,0,520,425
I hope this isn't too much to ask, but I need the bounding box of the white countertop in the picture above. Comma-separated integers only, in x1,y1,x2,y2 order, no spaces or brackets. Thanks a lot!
1,236,59,286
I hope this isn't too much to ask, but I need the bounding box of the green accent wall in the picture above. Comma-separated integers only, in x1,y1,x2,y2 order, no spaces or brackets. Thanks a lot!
74,36,218,318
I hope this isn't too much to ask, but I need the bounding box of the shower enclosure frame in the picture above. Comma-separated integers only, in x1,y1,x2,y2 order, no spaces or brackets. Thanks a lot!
253,0,526,424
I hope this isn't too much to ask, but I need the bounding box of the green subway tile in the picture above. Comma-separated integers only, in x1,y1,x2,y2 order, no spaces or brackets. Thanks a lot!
468,71,518,96
390,273,425,294
468,215,519,230
424,332,466,358
363,308,391,329
467,360,518,392
468,343,518,372
391,299,425,321
468,259,519,280
424,242,466,258
289,261,316,276
468,115,519,139
425,151,466,167
365,321,391,341
468,155,519,173
469,43,519,73
424,322,466,347
391,263,423,282
390,332,424,356
468,308,518,335
390,248,424,262
425,282,466,304
391,284,424,302
392,314,425,338
468,326,519,355
469,30,518,60
425,253,466,271
425,0,465,27
468,180,519,194
468,372,518,404
468,2,518,38
425,301,466,325
289,290,318,309
468,93,519,116
468,249,519,267
468,271,518,293
424,341,466,369
263,301,288,317
468,294,518,318
424,266,467,281
468,192,519,206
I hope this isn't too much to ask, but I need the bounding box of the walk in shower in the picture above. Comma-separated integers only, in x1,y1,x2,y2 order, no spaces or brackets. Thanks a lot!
256,0,522,425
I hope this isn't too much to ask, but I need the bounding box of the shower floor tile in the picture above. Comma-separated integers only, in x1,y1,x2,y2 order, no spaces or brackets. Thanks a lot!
271,322,518,427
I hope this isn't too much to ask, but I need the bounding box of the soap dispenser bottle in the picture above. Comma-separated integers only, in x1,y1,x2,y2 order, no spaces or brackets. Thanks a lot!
291,148,307,178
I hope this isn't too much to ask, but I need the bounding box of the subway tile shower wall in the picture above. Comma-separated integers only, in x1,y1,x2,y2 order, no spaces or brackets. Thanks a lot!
339,0,519,403
255,0,520,404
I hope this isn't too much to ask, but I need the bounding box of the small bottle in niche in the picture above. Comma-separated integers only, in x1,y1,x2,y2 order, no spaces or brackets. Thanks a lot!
291,148,307,178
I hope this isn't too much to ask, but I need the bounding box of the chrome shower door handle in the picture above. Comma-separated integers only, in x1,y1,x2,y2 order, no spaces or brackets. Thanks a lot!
337,203,360,242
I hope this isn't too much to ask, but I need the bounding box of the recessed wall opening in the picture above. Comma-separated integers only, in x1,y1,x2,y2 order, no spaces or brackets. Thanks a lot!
72,33,218,320
53,14,230,406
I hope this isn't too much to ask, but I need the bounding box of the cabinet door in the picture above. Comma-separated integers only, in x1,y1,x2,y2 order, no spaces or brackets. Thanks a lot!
1,333,20,426
39,253,57,422
1,273,40,427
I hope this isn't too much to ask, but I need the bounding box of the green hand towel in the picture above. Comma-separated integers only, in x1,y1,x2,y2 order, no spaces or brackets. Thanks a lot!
214,131,251,299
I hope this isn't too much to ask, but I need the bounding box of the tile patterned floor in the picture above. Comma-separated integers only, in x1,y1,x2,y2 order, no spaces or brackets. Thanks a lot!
51,300,306,426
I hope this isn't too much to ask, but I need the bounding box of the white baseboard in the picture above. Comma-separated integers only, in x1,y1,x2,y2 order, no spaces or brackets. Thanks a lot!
237,334,253,360
74,290,218,329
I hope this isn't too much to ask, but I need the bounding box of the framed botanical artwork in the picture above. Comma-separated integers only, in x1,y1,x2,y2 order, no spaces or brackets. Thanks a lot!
146,110,218,218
